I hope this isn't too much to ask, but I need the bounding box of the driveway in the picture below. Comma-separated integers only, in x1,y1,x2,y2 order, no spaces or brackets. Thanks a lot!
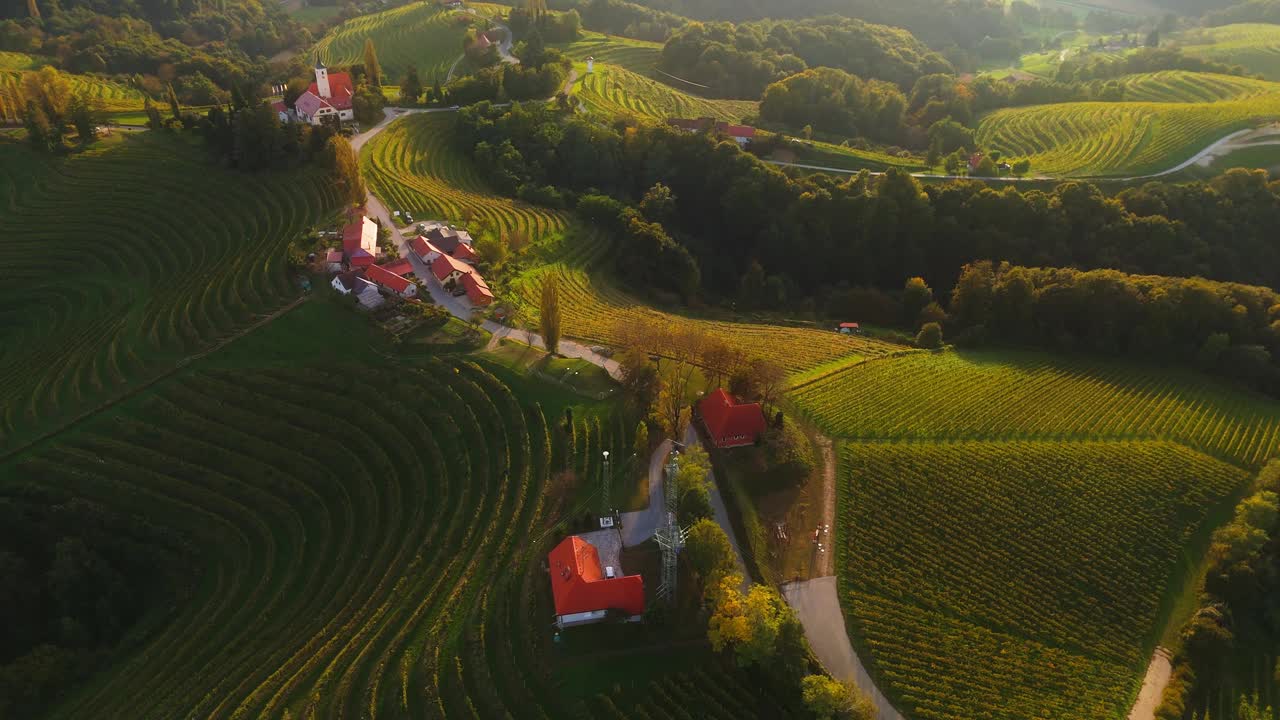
782,577,905,720
620,438,672,546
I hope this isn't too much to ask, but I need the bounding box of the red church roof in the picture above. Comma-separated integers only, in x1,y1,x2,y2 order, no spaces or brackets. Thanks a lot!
548,536,645,618
367,264,412,293
307,71,355,110
699,388,767,448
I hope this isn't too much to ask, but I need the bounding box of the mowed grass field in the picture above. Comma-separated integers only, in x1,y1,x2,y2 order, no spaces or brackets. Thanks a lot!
509,230,904,377
0,134,339,451
6,298,803,719
313,2,480,81
790,348,1280,719
1178,24,1280,82
361,111,568,241
560,33,759,123
977,73,1280,176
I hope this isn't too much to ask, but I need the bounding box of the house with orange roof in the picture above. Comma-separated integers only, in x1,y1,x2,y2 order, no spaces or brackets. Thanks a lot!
548,531,644,629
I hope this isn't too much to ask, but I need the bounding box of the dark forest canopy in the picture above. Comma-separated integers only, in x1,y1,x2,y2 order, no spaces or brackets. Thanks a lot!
546,0,688,41
1206,0,1280,25
456,101,1280,317
658,16,951,98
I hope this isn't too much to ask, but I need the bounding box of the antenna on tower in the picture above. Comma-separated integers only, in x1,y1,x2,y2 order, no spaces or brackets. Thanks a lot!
655,449,686,604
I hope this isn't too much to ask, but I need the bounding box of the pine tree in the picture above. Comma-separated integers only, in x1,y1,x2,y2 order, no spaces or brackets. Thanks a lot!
399,67,422,105
363,39,382,87
166,83,181,120
540,276,561,356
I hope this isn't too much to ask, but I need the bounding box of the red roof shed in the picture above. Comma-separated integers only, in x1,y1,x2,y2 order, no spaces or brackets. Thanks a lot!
548,536,645,619
699,388,767,449
367,264,413,294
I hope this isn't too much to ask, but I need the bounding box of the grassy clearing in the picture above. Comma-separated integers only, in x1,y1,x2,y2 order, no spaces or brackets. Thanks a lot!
509,229,903,377
361,112,568,242
792,349,1280,467
1178,24,1280,82
837,440,1247,720
313,2,479,81
976,90,1280,176
0,134,339,451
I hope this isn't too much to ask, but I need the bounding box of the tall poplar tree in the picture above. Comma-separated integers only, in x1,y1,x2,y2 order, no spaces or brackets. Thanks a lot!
363,39,382,87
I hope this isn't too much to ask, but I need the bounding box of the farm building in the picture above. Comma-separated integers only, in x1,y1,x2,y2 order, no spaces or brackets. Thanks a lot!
421,224,474,255
331,271,385,309
367,264,418,298
548,531,644,629
288,60,356,126
837,322,860,334
452,241,478,263
343,214,379,268
431,253,472,288
411,235,444,264
667,117,756,146
325,249,345,272
379,258,414,277
698,388,767,449
461,272,493,306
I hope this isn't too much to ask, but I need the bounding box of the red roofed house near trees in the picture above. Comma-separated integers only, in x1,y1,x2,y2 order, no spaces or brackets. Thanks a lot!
548,534,644,629
698,388,768,449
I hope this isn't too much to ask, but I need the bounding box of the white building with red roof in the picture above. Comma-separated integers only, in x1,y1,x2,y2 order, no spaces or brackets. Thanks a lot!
290,59,356,126
343,214,379,267
548,531,644,629
431,253,472,287
367,263,418,298
461,272,493,306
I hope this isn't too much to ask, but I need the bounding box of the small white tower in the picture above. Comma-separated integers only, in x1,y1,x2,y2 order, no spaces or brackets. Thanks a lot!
586,56,594,74
314,56,331,99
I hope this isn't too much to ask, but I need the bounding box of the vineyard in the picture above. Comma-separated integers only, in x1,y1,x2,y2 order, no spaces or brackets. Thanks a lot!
792,349,1280,466
1117,70,1280,103
837,440,1247,720
313,2,481,82
976,91,1280,176
1178,23,1280,82
558,33,663,73
360,112,568,241
0,67,147,122
573,64,757,123
0,135,339,450
2,316,801,718
509,231,902,376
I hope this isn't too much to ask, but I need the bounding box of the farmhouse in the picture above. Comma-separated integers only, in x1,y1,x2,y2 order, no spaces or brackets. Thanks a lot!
431,253,472,287
344,214,379,268
548,531,644,629
667,117,756,146
411,235,444,263
331,270,385,309
367,264,418,298
287,59,356,126
421,224,474,255
837,322,860,334
325,249,345,272
461,272,493,306
698,388,767,449
379,257,414,277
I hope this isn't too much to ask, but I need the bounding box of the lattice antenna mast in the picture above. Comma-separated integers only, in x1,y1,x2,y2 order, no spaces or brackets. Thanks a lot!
655,450,685,604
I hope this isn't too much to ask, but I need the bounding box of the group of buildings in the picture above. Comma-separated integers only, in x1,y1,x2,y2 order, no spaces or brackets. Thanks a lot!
273,60,355,127
667,117,757,147
410,224,494,307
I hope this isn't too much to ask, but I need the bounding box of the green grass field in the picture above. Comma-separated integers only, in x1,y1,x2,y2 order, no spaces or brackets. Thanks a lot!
1178,24,1280,82
838,440,1246,720
0,134,339,451
976,83,1280,176
789,348,1280,719
509,229,905,377
313,2,480,82
361,112,569,241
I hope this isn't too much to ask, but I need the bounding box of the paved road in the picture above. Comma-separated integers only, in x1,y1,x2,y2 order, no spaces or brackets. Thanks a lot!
620,439,672,546
782,577,906,720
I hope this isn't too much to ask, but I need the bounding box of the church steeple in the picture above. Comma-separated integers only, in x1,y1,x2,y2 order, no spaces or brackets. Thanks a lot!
314,55,331,99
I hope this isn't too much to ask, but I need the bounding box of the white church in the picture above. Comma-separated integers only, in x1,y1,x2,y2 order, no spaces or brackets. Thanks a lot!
273,59,356,126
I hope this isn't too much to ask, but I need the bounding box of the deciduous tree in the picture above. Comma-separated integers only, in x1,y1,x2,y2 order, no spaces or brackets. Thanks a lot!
684,519,735,583
323,134,366,205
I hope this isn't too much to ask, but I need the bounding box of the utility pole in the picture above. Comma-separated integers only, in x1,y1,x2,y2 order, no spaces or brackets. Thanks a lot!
655,450,684,604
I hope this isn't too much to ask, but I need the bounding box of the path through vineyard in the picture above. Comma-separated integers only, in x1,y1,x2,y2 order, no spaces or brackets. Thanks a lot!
1128,648,1173,720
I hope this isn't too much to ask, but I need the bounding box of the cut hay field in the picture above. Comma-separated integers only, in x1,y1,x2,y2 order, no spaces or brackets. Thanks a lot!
976,85,1280,176
510,230,904,377
361,111,568,241
4,297,803,718
313,2,480,81
837,440,1247,720
1178,24,1280,82
791,348,1280,719
0,134,339,451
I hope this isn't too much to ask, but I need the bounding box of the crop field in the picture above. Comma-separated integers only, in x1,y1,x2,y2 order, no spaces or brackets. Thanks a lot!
976,91,1280,176
837,440,1247,720
361,112,568,241
0,135,339,450
0,68,147,118
1117,70,1280,103
558,33,663,73
313,2,479,82
792,349,1280,466
573,64,758,122
1178,24,1280,82
510,231,902,376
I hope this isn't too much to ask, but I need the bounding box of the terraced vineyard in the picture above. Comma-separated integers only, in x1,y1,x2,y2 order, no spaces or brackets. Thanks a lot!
361,111,568,240
837,441,1248,720
558,33,663,73
1179,23,1280,82
976,91,1280,176
792,349,1280,466
4,327,800,718
0,66,148,118
1117,70,1280,103
510,231,902,376
313,2,480,81
0,135,338,450
574,64,757,122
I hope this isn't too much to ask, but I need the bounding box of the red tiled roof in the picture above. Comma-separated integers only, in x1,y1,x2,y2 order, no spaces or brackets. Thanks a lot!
432,253,471,282
307,71,355,110
349,248,375,267
839,322,860,329
325,249,345,263
271,100,288,113
367,264,413,293
720,124,755,139
343,216,378,254
380,258,414,277
699,388,767,449
548,536,645,618
462,272,493,306
411,235,443,258
452,242,478,261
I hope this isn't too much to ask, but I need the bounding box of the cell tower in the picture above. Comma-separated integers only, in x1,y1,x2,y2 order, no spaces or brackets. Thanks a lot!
655,451,685,604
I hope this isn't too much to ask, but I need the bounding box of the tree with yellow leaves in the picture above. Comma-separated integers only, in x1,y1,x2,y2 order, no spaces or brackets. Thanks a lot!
706,574,789,668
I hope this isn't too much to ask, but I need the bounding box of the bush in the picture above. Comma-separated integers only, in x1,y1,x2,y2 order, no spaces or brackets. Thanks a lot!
915,322,943,349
